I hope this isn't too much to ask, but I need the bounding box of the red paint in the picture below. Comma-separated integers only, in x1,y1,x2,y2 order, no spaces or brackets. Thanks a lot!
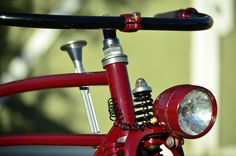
124,126,184,156
0,134,105,146
120,13,141,32
176,8,198,18
95,126,184,156
153,84,217,139
0,71,108,97
94,126,124,156
105,63,136,128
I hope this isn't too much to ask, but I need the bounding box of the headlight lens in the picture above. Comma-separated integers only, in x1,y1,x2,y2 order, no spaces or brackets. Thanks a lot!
178,90,212,136
153,85,217,139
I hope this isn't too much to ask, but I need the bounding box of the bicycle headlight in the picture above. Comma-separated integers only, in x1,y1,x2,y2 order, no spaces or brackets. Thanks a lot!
153,85,217,139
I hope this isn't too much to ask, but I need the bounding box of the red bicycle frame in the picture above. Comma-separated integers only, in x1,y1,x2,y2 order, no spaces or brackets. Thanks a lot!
0,8,217,156
0,30,184,156
0,72,108,96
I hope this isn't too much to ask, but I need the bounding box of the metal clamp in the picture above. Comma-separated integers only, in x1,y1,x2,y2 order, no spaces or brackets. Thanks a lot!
120,12,142,32
102,36,128,67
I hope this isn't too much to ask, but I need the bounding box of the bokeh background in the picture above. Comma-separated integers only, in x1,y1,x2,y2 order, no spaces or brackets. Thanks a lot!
0,0,235,155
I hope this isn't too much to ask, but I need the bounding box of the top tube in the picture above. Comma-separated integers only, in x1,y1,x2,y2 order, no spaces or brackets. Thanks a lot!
0,8,213,32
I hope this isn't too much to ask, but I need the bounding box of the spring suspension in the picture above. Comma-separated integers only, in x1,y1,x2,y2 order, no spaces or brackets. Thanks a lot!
108,98,135,130
133,78,154,128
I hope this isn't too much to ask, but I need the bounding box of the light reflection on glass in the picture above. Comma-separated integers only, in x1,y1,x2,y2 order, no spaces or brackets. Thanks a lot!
178,90,212,135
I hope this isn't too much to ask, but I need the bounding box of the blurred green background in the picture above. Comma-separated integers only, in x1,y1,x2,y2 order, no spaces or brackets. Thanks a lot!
0,0,235,155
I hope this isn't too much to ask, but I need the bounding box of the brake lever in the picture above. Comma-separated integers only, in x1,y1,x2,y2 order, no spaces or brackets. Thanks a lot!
154,8,199,18
142,8,213,31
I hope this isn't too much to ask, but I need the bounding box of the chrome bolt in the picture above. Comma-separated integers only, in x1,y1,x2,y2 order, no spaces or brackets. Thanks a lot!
132,78,152,94
117,136,127,143
166,136,175,148
132,12,141,18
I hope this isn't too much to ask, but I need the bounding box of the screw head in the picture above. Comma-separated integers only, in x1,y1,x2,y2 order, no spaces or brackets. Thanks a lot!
166,136,175,148
132,12,141,18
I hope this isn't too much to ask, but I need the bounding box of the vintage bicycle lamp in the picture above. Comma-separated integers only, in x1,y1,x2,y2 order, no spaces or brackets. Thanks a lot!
153,85,217,139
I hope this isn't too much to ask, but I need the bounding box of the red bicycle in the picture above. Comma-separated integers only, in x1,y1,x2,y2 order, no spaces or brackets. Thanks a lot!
0,8,217,156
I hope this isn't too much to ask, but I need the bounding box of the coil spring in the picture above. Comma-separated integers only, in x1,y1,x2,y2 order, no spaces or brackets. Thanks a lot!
108,98,122,122
108,98,137,130
133,90,154,128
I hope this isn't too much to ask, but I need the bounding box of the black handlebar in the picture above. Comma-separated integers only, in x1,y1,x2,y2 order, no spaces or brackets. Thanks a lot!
0,12,125,29
0,8,213,32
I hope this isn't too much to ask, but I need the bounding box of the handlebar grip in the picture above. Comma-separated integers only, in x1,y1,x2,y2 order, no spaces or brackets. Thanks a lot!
141,15,213,31
144,8,213,31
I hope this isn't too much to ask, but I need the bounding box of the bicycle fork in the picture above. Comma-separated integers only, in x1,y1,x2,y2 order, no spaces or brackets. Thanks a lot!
61,40,100,134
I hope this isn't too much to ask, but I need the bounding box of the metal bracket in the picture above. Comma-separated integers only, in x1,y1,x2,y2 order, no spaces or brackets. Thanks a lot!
120,12,142,32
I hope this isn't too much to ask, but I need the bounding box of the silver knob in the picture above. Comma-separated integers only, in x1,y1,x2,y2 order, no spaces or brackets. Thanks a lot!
133,78,152,94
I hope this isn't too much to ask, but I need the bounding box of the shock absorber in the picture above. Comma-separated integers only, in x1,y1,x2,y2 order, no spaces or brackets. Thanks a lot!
132,78,154,128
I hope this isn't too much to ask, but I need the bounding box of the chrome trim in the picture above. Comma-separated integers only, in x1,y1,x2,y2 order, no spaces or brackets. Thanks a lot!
102,54,128,67
61,40,100,134
102,38,128,67
132,78,152,94
117,135,127,143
